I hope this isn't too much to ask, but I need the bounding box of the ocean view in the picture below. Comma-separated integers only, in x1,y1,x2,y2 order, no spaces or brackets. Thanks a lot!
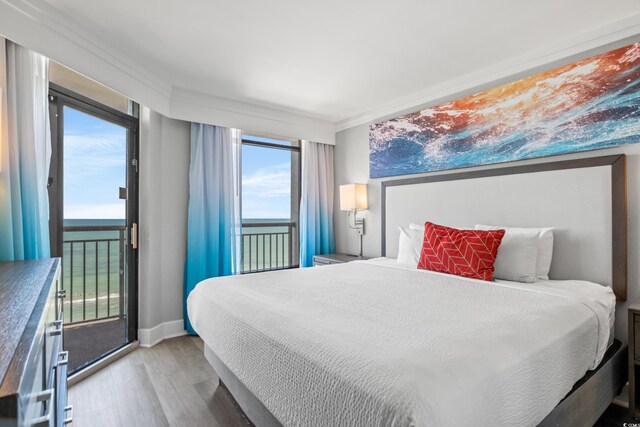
61,218,295,323
62,218,127,323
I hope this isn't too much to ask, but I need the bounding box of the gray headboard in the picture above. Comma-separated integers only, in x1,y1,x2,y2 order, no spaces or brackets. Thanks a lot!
381,155,627,301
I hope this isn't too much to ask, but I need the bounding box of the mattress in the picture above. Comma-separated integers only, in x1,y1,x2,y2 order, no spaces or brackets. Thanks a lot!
187,258,615,427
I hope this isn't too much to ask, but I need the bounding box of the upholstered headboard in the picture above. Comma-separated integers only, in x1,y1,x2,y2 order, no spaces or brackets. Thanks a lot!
381,155,627,301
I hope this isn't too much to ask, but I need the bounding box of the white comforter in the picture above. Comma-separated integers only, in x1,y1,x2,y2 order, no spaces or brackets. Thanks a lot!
187,258,615,427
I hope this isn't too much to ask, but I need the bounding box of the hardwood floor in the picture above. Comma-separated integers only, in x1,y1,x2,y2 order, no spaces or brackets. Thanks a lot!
69,335,251,427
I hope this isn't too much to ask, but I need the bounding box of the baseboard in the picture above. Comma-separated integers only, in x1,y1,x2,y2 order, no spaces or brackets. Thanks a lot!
138,319,187,347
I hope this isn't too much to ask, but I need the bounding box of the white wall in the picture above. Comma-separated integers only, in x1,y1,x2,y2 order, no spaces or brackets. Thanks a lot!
138,107,190,345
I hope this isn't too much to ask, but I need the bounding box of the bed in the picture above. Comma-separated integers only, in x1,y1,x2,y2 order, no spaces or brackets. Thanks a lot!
187,154,628,426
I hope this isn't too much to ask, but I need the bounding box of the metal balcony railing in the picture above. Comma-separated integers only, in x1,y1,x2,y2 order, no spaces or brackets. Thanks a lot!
241,222,297,273
61,222,297,324
62,225,126,325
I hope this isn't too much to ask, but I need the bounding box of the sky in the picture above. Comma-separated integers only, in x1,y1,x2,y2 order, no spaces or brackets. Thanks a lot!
63,106,127,219
241,137,292,220
63,110,292,221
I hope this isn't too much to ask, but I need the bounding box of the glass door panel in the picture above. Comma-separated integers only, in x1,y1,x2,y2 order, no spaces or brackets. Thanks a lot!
48,87,138,374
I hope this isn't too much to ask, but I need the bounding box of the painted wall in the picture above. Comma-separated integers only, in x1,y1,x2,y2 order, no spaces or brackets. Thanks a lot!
334,123,640,340
138,107,190,343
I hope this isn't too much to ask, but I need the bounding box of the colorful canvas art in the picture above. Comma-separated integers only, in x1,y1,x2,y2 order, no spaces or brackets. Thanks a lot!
369,43,640,178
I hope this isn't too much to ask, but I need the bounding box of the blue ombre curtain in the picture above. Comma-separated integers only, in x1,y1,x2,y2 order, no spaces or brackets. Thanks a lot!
299,140,335,267
0,40,51,261
184,123,241,334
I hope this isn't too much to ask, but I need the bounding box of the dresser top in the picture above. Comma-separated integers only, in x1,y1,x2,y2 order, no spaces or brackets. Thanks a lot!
0,259,58,397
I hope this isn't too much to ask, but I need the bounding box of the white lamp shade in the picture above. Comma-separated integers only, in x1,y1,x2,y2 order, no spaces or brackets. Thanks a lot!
340,183,368,211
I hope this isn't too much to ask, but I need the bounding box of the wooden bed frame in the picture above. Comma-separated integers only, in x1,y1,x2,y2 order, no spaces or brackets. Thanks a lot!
203,154,629,426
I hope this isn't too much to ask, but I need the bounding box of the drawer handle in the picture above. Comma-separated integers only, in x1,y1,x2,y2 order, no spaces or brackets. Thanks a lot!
57,351,69,367
30,413,50,427
30,388,54,426
50,319,63,336
36,388,53,403
63,405,73,425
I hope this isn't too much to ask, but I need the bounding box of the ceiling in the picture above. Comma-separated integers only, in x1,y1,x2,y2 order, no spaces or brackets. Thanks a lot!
39,0,640,125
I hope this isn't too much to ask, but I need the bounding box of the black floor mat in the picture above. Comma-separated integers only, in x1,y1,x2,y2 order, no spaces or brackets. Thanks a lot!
64,317,127,372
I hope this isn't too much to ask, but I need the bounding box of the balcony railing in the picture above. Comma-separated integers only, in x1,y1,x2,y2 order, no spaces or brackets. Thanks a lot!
241,222,297,273
61,222,296,324
62,225,126,325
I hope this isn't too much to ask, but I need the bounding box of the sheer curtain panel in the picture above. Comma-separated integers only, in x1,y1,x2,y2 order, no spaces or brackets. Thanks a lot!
299,140,335,267
0,40,51,260
184,123,241,334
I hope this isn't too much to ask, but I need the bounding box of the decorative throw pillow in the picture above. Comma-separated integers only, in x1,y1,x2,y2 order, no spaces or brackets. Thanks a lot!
418,222,505,281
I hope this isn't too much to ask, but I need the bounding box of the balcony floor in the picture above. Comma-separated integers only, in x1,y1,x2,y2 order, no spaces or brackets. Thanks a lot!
64,317,127,372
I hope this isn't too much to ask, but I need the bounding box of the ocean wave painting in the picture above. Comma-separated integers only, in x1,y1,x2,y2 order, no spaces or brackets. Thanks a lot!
369,43,640,178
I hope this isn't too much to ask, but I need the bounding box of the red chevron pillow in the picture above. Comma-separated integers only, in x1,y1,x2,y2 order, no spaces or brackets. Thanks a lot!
418,222,505,281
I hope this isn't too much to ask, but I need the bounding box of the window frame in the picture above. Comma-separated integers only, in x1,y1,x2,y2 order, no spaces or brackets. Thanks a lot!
240,136,301,273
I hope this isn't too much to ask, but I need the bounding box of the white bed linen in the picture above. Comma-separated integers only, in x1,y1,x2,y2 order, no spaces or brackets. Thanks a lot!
187,258,615,427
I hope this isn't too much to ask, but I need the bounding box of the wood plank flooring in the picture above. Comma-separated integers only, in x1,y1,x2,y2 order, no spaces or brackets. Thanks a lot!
69,335,251,427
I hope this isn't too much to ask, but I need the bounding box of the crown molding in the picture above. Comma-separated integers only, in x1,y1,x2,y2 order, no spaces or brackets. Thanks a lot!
335,13,640,132
170,88,336,143
2,0,639,141
0,0,336,142
0,0,173,113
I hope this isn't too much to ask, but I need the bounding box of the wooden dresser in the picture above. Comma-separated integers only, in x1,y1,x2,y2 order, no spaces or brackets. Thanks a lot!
0,259,71,426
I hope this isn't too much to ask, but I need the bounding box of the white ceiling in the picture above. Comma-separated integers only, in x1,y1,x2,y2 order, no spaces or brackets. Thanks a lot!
39,0,640,125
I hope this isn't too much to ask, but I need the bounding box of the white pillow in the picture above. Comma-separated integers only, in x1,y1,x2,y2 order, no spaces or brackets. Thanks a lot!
397,226,423,267
411,223,473,231
476,224,554,280
492,230,539,282
409,222,423,228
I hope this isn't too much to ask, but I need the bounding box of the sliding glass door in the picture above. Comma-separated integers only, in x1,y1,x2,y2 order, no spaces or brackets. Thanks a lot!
48,84,139,374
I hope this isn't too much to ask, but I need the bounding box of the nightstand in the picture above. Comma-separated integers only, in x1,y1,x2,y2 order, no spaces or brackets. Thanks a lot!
312,253,369,266
629,304,640,417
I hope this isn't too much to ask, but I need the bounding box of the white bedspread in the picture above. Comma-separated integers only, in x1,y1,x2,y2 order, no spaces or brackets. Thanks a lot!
187,258,615,427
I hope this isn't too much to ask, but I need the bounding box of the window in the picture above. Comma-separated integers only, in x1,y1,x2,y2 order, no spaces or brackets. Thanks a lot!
241,135,300,272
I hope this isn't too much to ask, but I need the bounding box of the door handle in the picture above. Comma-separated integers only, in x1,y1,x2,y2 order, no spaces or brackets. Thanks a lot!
132,223,138,249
